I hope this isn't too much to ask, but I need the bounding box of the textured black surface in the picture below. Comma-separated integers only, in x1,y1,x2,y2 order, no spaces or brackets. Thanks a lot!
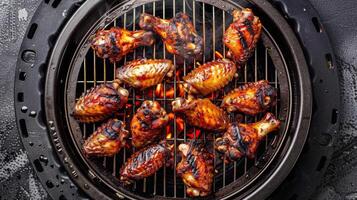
0,0,356,199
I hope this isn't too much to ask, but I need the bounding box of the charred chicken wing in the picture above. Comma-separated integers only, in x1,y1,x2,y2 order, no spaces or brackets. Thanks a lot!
177,142,214,197
172,97,229,131
73,80,129,123
120,141,173,184
116,59,175,89
215,112,280,162
221,80,277,115
131,101,169,148
83,119,129,157
91,27,154,62
183,58,237,96
223,8,262,65
139,12,203,59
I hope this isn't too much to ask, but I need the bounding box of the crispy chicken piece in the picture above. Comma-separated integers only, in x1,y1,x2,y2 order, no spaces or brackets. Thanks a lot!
119,141,173,184
215,113,281,162
177,142,214,197
221,80,277,115
73,80,129,123
116,59,175,90
131,101,169,148
139,12,203,59
172,97,229,131
83,119,129,157
183,58,237,96
91,27,154,62
223,8,262,65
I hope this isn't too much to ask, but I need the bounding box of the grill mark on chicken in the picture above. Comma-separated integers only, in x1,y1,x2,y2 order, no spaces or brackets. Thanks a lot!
119,141,173,184
72,80,129,123
215,113,281,162
83,119,129,157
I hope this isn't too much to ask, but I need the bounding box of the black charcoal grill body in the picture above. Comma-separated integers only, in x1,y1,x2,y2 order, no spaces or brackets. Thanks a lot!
14,0,339,199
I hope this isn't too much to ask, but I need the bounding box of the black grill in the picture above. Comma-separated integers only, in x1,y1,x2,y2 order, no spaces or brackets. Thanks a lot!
66,0,289,198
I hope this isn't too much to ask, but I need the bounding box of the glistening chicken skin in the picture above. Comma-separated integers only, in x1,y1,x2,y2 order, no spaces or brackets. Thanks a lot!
139,12,203,59
72,80,129,123
221,80,277,116
177,142,214,197
172,97,229,131
91,27,154,62
119,141,173,184
215,112,281,163
223,8,262,65
131,101,169,148
183,58,237,96
116,59,175,90
83,119,129,157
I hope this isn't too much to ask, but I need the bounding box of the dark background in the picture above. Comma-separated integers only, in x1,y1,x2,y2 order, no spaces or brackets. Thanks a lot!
0,0,356,199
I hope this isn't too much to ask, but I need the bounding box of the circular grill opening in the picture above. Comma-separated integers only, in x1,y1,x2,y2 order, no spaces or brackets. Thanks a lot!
43,0,311,199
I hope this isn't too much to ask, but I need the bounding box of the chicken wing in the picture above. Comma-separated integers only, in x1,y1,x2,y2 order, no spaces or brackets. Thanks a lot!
119,141,173,184
177,142,214,197
221,80,277,115
172,97,229,131
139,12,203,59
223,8,262,65
116,59,175,89
91,27,154,62
73,80,129,123
83,119,129,157
131,101,169,148
215,112,280,162
183,58,237,96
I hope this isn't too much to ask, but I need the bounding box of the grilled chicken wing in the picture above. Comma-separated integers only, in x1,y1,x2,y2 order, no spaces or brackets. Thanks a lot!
83,119,129,157
215,113,280,162
221,80,277,115
177,142,214,197
183,58,237,96
116,59,175,89
139,12,203,59
91,27,154,62
120,141,173,184
172,97,229,131
223,8,262,65
73,80,129,123
131,101,169,148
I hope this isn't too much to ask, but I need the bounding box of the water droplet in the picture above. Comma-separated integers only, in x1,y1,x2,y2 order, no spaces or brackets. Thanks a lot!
29,111,37,117
21,106,28,113
39,155,48,165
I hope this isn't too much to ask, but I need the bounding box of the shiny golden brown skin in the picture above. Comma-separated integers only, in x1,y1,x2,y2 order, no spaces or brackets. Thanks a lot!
172,97,229,131
223,8,262,65
131,101,169,148
116,59,175,90
119,141,173,184
221,80,277,116
83,119,129,157
91,27,154,62
177,142,214,197
73,80,129,123
215,112,281,163
183,58,237,96
139,12,203,59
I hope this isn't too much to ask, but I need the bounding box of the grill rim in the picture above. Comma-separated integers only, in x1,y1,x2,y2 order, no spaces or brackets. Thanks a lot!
44,0,311,199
